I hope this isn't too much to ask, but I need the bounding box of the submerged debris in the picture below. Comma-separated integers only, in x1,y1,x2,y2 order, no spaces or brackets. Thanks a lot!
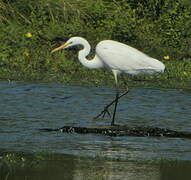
40,125,191,139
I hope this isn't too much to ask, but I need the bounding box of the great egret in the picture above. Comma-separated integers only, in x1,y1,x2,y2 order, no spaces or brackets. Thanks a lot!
51,37,165,126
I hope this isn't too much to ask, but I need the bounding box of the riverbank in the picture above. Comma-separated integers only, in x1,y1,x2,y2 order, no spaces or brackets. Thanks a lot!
0,0,190,89
0,58,191,90
1,152,191,180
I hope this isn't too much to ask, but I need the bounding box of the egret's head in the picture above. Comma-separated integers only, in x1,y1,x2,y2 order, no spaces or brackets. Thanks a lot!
51,37,84,53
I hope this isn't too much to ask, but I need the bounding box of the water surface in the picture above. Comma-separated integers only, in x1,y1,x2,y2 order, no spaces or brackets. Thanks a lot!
0,82,191,179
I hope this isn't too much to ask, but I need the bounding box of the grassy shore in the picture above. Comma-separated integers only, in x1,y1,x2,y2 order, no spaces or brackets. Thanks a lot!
1,152,191,180
0,0,190,89
0,57,191,90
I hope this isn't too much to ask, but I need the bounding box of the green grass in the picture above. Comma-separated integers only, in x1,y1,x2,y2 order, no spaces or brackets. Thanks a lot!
1,152,191,180
0,0,191,89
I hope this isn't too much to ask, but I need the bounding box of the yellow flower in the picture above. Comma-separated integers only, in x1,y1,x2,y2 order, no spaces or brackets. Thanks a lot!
163,55,170,60
23,51,29,56
25,32,32,38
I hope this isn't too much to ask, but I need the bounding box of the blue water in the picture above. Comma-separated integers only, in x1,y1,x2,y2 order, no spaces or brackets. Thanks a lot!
0,81,191,161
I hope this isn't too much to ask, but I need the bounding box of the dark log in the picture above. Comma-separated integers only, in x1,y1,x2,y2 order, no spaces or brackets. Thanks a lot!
40,125,191,139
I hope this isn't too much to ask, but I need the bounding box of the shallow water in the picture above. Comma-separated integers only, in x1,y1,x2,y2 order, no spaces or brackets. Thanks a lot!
0,81,191,179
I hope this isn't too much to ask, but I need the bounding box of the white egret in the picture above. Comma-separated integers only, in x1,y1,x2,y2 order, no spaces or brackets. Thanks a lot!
51,37,165,126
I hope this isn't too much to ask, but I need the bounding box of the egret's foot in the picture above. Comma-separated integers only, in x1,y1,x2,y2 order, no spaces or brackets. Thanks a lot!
94,106,111,119
102,108,111,119
94,89,129,120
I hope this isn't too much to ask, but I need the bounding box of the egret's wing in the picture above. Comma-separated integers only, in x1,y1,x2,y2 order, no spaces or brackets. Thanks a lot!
96,40,165,75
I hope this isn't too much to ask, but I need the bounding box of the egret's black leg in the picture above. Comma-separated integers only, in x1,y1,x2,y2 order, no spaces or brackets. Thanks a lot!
111,87,119,126
94,88,129,120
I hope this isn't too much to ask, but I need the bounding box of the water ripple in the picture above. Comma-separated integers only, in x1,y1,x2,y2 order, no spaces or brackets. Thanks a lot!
0,82,191,161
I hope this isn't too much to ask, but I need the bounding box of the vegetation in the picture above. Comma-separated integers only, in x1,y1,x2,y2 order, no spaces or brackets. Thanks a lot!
0,0,191,88
1,152,191,180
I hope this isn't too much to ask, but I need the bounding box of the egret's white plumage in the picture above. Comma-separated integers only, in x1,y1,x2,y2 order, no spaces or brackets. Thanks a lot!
51,37,165,125
96,40,165,75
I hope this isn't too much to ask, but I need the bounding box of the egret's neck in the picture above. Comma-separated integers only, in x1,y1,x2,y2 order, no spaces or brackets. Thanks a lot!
78,40,91,61
78,39,104,69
